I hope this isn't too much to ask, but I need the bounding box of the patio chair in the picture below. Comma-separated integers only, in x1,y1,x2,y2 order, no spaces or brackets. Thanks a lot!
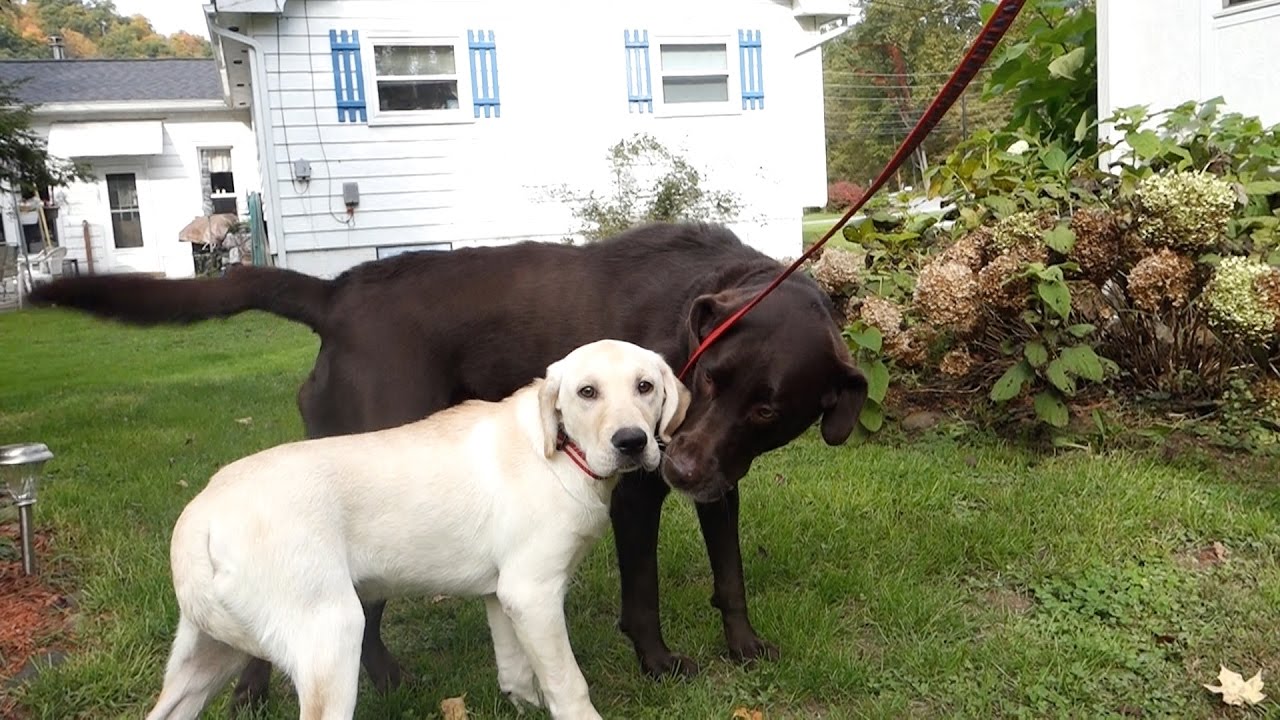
18,245,67,294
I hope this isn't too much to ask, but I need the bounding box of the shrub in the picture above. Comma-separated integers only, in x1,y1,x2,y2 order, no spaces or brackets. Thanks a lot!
826,181,866,213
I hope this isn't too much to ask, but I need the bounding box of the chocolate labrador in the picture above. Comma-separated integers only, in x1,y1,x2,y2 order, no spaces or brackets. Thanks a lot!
30,222,867,710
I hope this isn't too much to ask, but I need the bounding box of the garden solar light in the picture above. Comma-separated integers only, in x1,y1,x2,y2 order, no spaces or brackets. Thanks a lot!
0,442,54,576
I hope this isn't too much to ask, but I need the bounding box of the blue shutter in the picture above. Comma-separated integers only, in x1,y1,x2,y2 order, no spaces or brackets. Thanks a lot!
468,30,500,119
738,30,763,110
624,29,652,113
329,30,367,122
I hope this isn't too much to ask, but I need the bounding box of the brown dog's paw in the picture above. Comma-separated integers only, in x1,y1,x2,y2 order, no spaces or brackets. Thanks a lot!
727,636,780,665
640,651,700,680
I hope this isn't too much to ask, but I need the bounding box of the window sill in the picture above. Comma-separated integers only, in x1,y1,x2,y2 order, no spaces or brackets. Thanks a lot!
1214,0,1280,26
367,109,476,127
653,102,743,119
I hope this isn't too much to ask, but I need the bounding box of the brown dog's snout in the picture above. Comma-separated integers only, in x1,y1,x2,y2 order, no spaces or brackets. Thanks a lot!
611,427,648,456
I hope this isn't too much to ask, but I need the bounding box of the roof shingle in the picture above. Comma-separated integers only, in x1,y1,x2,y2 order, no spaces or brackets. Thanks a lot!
0,58,223,105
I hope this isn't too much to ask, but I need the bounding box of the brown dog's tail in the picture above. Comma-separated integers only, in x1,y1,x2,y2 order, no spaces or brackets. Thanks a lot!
27,265,334,333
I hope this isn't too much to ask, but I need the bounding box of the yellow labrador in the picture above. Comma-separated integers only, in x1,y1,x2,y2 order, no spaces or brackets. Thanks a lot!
145,339,690,720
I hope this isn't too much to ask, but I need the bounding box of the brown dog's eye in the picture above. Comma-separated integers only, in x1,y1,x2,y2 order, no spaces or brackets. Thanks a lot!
578,386,597,399
637,380,654,394
753,406,777,422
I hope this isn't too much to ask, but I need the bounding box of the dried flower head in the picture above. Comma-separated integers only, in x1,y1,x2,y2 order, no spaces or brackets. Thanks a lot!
939,349,977,377
1201,256,1276,346
1134,171,1235,252
1070,281,1116,324
854,295,904,341
809,248,862,296
1069,207,1125,283
991,212,1043,255
885,324,934,368
1126,249,1196,313
913,259,980,333
937,230,988,273
977,252,1030,313
1256,267,1280,333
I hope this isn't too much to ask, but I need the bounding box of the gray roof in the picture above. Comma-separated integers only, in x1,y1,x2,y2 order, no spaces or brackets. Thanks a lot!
0,58,223,104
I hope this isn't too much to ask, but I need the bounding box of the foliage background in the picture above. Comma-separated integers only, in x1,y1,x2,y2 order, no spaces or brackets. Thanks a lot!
0,0,210,59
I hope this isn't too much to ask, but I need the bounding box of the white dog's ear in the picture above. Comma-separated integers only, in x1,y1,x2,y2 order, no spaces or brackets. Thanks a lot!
658,361,691,443
539,361,563,458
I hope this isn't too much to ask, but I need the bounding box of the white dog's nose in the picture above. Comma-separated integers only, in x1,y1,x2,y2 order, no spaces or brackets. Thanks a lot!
610,427,648,455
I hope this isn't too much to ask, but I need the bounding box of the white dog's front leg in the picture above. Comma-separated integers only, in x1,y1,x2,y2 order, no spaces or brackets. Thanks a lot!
497,581,602,720
484,594,541,710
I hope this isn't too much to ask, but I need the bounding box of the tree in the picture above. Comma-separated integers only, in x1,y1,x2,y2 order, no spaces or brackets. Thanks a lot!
0,79,90,192
0,0,212,60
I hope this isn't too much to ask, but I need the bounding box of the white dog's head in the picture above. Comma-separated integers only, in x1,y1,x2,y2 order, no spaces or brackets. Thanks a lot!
539,339,691,478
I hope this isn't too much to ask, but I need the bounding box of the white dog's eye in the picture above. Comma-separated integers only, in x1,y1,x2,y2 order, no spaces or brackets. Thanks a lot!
578,385,597,399
637,380,654,395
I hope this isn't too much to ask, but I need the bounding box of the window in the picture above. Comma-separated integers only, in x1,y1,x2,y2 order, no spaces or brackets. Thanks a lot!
364,38,471,123
659,43,729,104
651,36,740,116
106,173,143,249
201,148,237,216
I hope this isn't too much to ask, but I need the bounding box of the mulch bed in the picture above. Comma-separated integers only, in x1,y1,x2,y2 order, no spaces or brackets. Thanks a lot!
0,522,73,706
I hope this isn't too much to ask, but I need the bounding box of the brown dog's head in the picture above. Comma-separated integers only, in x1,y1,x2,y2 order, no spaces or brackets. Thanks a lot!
661,281,867,502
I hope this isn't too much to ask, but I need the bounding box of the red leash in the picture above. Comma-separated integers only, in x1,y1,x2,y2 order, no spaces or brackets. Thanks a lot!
678,0,1027,381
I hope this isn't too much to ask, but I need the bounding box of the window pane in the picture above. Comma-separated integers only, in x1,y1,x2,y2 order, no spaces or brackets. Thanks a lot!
660,44,728,73
212,197,238,215
375,45,455,76
106,173,144,249
377,80,459,111
662,76,729,104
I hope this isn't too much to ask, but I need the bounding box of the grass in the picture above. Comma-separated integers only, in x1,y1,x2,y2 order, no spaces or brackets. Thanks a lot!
802,211,863,254
4,308,1280,719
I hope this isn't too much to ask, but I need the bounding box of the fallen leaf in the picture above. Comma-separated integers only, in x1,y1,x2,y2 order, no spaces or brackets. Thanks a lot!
440,695,468,720
177,479,188,488
431,594,451,604
1204,665,1266,706
234,417,253,425
732,708,764,720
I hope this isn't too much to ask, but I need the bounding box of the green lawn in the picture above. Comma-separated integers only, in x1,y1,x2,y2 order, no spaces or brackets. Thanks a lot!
3,309,1279,719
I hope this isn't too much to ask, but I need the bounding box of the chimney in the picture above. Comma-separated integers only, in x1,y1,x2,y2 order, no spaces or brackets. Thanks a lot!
48,35,65,60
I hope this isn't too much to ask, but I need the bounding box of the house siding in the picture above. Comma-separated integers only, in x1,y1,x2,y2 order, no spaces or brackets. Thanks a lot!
15,113,260,278
1099,0,1280,143
243,0,832,277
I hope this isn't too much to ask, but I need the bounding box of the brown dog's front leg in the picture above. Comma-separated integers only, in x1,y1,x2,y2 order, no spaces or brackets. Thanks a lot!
610,472,698,679
360,600,405,693
696,487,779,664
230,658,272,716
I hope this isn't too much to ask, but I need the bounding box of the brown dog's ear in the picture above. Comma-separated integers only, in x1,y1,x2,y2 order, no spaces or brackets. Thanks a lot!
538,361,564,458
820,339,869,445
657,360,692,443
686,288,752,348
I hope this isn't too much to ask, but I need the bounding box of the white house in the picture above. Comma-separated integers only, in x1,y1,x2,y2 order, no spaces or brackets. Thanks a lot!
1098,0,1280,136
204,0,856,278
0,58,261,278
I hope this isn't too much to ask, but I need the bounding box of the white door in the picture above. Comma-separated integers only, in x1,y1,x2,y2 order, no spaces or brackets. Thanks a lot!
102,170,150,271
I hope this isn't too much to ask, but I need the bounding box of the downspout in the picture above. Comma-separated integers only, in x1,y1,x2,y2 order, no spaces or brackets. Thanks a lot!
204,8,288,269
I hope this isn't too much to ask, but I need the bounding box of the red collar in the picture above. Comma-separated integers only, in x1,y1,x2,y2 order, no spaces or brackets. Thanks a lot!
555,429,608,481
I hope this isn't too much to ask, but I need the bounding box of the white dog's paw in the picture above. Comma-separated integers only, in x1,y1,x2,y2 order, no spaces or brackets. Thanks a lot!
502,684,544,712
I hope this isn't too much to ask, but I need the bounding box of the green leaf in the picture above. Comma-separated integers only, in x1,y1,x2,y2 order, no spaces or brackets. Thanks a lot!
982,195,1018,218
1034,390,1070,428
1243,180,1280,195
1046,359,1077,396
1042,225,1077,254
990,360,1032,402
1037,279,1072,320
1067,323,1097,338
1059,345,1105,382
1041,146,1069,173
1047,47,1087,80
860,358,891,404
1125,130,1162,160
1023,341,1049,368
859,400,884,433
847,326,883,353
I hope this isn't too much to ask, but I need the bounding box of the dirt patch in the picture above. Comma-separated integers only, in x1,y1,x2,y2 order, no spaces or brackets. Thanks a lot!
1175,541,1231,571
982,587,1034,616
0,523,73,707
